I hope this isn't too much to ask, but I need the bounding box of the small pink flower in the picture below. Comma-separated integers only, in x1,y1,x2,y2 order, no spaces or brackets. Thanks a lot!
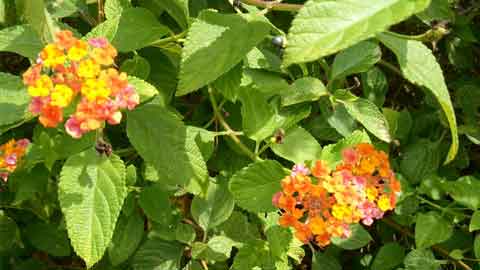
65,117,83,139
272,192,282,207
5,154,17,166
17,139,30,148
88,37,108,48
291,164,310,176
342,148,358,164
29,97,47,114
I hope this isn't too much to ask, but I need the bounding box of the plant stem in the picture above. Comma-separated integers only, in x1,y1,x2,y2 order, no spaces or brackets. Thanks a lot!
213,131,244,137
382,217,473,270
416,195,470,218
240,0,303,11
97,0,105,22
150,31,187,48
208,88,257,161
378,60,403,77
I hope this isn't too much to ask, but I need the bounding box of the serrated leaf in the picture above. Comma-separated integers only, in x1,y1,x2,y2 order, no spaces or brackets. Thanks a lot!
177,10,270,95
0,72,30,126
266,226,292,259
24,222,71,257
127,104,208,194
132,238,183,270
108,209,144,266
127,76,160,104
245,47,282,73
332,224,372,250
271,126,322,164
86,8,169,52
0,25,42,58
283,0,430,65
149,0,189,29
139,184,174,224
339,95,391,142
281,77,328,106
175,223,196,244
442,176,480,210
105,0,131,20
377,32,458,163
192,236,235,262
371,243,405,270
21,0,57,43
415,211,453,249
399,140,440,184
404,249,442,270
59,149,127,267
362,67,388,107
229,160,287,213
331,40,382,80
231,240,272,270
191,181,234,231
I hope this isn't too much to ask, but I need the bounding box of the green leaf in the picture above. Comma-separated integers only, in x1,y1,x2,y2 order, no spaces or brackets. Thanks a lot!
266,226,292,259
330,40,382,80
475,235,480,259
128,76,160,104
21,0,57,43
46,0,87,19
362,67,388,107
0,72,30,126
0,211,18,253
442,176,480,210
404,249,442,270
339,95,391,142
191,181,234,231
377,32,458,164
332,224,372,250
125,165,137,186
271,126,322,164
231,240,273,270
177,10,270,95
9,164,48,204
399,140,441,184
86,8,169,52
104,0,131,20
139,184,174,224
281,77,328,106
192,236,235,262
229,160,287,213
212,63,243,102
175,223,196,244
24,222,71,257
245,47,282,73
132,238,184,270
0,25,42,58
312,252,342,270
58,149,127,268
470,211,480,232
383,108,412,141
320,130,371,168
416,0,453,24
108,209,144,266
149,0,189,29
217,211,258,246
121,55,151,80
415,211,453,249
370,243,405,270
186,126,215,161
127,104,208,194
283,0,431,65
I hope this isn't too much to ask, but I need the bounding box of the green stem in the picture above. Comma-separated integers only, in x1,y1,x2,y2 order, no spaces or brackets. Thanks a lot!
378,60,403,77
386,28,449,43
255,141,273,158
208,87,257,161
150,31,187,48
212,131,244,137
240,0,302,11
416,195,470,218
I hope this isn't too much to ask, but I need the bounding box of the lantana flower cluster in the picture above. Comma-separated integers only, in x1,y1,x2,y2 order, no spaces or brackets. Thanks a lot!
0,139,30,182
272,143,401,247
22,30,139,138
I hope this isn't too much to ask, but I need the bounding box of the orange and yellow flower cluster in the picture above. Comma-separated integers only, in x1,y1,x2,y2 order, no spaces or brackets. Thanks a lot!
0,139,30,182
22,30,139,138
272,143,401,247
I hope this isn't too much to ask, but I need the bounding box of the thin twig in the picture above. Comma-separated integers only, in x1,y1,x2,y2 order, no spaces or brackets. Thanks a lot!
97,0,105,23
240,0,302,11
208,87,257,161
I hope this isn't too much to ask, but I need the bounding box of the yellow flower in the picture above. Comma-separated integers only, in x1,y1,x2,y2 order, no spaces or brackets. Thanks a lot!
377,195,392,211
27,75,53,97
81,79,110,101
332,204,352,222
67,40,88,61
78,59,101,78
366,187,378,202
50,84,74,107
41,44,66,67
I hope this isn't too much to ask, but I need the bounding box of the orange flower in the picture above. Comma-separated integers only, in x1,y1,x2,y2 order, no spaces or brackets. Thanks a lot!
39,105,63,127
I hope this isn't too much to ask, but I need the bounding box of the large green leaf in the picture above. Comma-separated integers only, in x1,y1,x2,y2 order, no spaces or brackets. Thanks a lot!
0,73,30,127
192,236,236,262
191,181,235,231
281,77,328,106
370,243,405,270
330,40,382,80
229,160,287,213
442,176,480,210
122,56,151,80
86,8,169,52
271,126,322,164
338,95,391,142
24,222,71,257
177,10,270,95
377,32,458,163
0,25,42,58
21,0,57,43
312,252,342,270
415,211,453,249
104,0,131,20
283,0,430,65
0,211,18,253
132,238,184,270
58,149,127,268
127,104,208,194
138,184,174,224
149,0,189,29
332,224,372,250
